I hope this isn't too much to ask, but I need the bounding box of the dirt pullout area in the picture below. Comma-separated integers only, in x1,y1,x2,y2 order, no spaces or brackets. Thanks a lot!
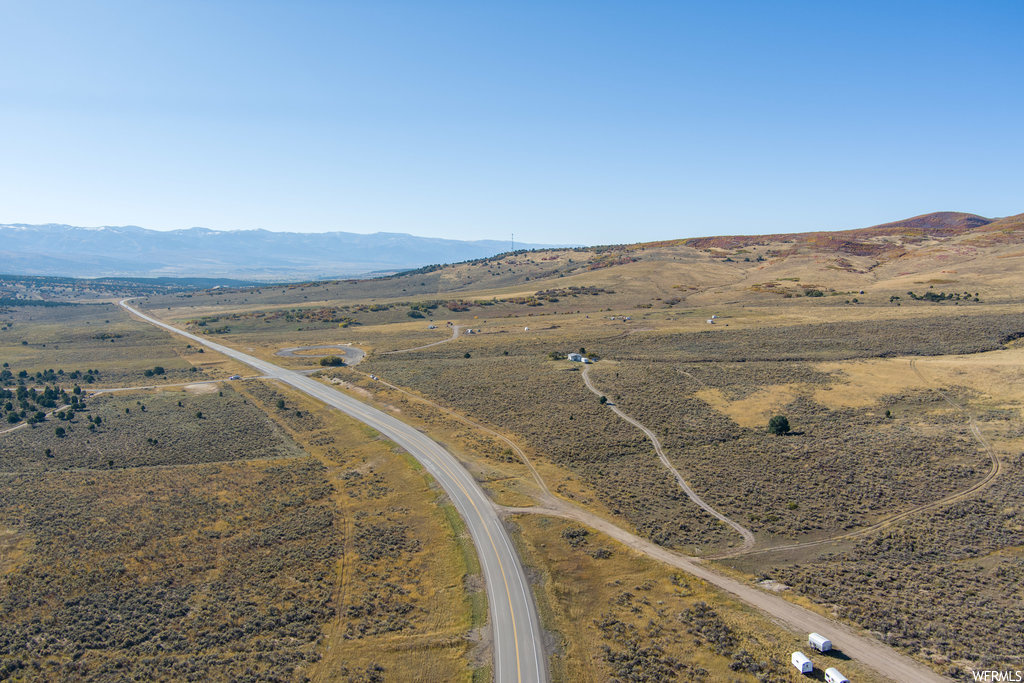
184,382,219,394
275,345,366,365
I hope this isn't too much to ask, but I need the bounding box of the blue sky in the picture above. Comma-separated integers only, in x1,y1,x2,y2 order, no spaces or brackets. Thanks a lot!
1,1,1021,244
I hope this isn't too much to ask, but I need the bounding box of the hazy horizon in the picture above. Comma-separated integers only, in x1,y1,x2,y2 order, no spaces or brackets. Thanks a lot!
2,206,1013,244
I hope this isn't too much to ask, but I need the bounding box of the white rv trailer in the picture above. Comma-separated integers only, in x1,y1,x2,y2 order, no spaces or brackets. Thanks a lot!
791,651,813,674
824,668,849,683
809,632,832,652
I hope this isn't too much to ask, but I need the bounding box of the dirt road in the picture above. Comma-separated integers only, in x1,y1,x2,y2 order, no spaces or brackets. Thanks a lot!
581,364,756,551
501,499,947,682
384,324,462,353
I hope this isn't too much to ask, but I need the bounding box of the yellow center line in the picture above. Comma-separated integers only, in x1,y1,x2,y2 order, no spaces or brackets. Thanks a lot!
398,429,524,682
314,399,525,681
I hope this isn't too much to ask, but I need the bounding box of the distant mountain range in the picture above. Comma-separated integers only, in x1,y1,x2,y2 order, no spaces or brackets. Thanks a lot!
0,224,562,280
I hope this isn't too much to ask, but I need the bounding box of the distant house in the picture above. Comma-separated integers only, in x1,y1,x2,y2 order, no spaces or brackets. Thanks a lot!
706,319,715,324
568,353,583,362
428,324,437,329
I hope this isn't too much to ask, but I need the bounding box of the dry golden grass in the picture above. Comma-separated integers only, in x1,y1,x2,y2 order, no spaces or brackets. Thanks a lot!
232,379,480,682
695,384,802,429
0,303,204,384
813,346,1024,415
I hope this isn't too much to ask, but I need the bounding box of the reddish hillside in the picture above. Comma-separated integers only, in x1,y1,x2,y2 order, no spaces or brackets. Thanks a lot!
860,211,993,235
957,212,1024,246
679,211,1007,256
976,212,1024,233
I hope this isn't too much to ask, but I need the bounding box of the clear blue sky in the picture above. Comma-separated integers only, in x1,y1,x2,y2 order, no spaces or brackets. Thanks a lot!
2,1,1021,244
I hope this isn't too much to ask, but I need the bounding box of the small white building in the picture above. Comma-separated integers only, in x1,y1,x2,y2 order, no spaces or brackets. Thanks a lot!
824,668,848,683
706,319,715,324
791,651,813,674
582,357,592,364
568,353,583,362
428,325,437,329
808,633,831,652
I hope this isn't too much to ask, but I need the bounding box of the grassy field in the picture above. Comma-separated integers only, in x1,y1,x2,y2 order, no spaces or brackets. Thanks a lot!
230,379,481,683
1,361,479,680
0,457,340,681
0,384,303,472
0,303,228,386
355,352,739,554
768,451,1024,674
589,360,987,539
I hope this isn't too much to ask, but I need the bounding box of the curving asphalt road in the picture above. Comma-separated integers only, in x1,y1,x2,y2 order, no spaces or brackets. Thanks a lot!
120,300,546,683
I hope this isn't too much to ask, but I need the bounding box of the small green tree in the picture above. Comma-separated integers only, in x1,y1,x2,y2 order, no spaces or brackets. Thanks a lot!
54,426,66,438
768,415,790,435
599,395,608,405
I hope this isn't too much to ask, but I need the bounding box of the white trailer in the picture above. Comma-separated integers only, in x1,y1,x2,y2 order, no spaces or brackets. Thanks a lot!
809,632,832,652
791,651,813,674
824,667,849,683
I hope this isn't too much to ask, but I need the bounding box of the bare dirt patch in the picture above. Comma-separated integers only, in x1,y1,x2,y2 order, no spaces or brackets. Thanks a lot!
183,382,219,394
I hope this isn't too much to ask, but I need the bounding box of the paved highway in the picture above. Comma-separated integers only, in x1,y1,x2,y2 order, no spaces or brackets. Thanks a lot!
120,299,547,683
